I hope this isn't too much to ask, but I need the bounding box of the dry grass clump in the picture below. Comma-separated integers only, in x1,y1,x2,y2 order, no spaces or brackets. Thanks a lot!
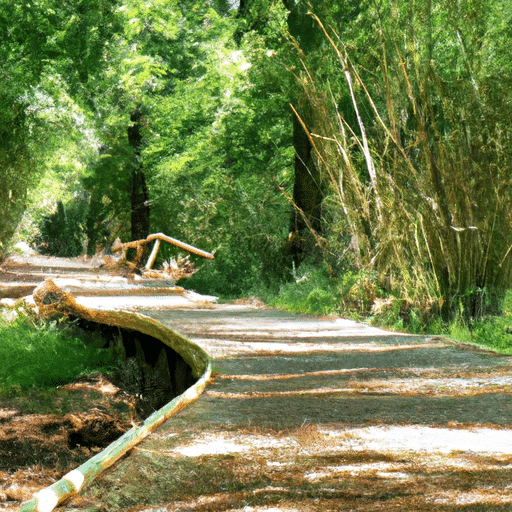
143,255,197,281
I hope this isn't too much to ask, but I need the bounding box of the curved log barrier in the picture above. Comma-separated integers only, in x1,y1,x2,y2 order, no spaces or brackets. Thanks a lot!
20,280,212,512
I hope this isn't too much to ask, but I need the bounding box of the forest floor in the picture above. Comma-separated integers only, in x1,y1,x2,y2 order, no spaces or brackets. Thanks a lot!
0,254,138,507
2,255,512,510
0,374,136,506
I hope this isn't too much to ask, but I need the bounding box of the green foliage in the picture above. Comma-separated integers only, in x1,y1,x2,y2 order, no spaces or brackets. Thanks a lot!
34,199,88,257
0,0,121,245
468,317,512,354
68,1,253,257
0,115,41,244
142,6,294,297
283,0,512,323
0,311,120,392
440,289,512,354
270,261,339,316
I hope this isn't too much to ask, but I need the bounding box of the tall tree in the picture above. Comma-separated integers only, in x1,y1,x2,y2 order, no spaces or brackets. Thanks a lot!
142,2,294,295
128,108,150,241
236,0,364,260
73,0,176,246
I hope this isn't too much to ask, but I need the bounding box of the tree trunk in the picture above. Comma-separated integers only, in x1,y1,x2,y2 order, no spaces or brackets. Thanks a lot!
235,0,324,261
291,109,322,235
130,168,150,242
128,108,150,241
285,1,323,261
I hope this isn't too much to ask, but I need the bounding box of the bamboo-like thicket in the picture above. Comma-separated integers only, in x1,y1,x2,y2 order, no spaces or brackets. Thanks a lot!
296,2,512,320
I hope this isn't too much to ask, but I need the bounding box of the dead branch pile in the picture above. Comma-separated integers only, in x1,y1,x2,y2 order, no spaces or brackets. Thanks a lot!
142,255,197,280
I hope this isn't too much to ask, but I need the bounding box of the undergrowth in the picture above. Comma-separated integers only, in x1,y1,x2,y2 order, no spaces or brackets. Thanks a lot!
0,306,121,394
268,261,339,316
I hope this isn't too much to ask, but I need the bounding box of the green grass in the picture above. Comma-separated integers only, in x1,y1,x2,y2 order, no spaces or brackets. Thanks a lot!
268,262,339,316
0,308,120,393
441,314,512,355
382,292,512,355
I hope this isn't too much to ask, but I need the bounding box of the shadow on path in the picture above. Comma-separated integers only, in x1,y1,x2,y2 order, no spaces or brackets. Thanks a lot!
68,305,512,512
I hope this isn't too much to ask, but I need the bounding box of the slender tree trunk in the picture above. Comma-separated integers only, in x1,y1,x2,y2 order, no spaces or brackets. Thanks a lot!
128,108,150,241
130,169,150,242
284,0,323,261
290,108,323,236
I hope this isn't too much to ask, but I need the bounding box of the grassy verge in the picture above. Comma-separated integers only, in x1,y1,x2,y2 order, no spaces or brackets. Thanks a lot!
0,305,121,396
258,263,512,355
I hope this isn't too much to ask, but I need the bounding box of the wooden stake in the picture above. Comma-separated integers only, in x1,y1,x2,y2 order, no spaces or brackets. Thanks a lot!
145,239,161,270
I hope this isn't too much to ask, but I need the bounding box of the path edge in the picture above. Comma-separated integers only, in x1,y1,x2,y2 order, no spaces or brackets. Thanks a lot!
20,308,212,512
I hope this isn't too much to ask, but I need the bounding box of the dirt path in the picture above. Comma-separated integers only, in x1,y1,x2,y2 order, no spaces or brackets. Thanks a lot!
60,305,512,512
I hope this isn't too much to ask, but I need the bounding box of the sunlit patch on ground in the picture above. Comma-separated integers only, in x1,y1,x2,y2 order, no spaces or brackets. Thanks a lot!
187,339,449,358
69,420,512,511
429,489,512,505
321,424,512,454
62,306,512,511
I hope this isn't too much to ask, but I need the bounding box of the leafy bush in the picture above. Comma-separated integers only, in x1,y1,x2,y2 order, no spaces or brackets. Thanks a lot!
0,310,120,392
270,262,339,316
466,315,512,354
34,199,87,257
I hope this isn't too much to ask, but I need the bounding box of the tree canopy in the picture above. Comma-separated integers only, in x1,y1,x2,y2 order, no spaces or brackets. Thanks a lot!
3,0,512,321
